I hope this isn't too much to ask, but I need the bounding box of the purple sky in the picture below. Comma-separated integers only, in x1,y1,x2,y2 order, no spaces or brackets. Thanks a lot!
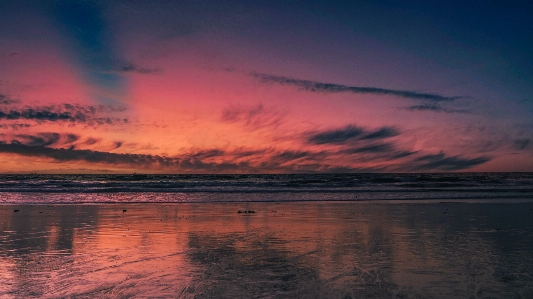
0,0,532,173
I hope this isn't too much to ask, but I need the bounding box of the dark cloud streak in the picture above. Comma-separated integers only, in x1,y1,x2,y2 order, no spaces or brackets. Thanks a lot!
84,138,100,145
65,134,79,143
251,73,462,102
307,125,398,145
0,142,490,173
361,127,399,140
308,125,363,144
119,63,161,74
191,149,226,159
0,123,31,130
8,133,80,147
405,104,470,114
0,109,83,122
341,143,393,154
0,142,172,166
411,153,490,171
0,104,128,125
15,133,61,147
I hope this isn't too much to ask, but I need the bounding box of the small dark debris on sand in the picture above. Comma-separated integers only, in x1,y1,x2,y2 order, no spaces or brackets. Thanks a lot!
123,210,127,213
238,210,256,214
14,209,20,212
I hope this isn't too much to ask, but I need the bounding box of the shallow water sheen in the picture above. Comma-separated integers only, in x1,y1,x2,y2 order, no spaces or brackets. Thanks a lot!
1,201,533,298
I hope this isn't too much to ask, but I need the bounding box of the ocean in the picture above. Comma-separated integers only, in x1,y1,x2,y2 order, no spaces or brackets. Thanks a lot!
1,173,533,298
0,172,532,203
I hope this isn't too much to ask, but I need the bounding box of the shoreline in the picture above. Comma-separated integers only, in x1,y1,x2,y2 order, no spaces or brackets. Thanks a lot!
1,188,533,205
1,196,533,205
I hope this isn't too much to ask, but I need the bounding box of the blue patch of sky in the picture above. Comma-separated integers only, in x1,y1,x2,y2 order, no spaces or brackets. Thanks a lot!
51,1,126,104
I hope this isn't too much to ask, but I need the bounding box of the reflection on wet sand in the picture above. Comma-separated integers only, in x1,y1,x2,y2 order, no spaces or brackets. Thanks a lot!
1,201,533,298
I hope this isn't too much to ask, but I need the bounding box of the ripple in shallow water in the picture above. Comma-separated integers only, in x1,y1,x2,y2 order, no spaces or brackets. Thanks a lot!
0,202,533,298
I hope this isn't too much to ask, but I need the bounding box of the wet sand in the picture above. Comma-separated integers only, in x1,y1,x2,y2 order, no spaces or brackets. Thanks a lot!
1,201,533,298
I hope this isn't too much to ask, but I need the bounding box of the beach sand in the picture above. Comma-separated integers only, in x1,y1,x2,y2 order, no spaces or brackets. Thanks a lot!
1,201,533,298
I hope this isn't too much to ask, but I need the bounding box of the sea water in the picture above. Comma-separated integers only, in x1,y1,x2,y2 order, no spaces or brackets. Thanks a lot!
0,173,531,203
1,173,533,298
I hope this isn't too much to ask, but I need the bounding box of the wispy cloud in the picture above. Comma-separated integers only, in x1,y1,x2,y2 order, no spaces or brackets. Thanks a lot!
190,149,226,159
0,109,82,122
0,142,257,173
268,150,326,165
112,141,123,150
8,133,79,147
308,125,363,144
0,104,128,125
0,123,31,130
0,142,172,166
405,104,470,114
304,125,489,171
0,139,489,173
0,93,19,105
340,143,394,154
118,63,161,74
83,138,100,146
336,144,416,164
307,125,398,145
410,153,490,171
251,73,462,102
360,127,399,140
14,133,61,147
65,134,79,143
221,103,285,130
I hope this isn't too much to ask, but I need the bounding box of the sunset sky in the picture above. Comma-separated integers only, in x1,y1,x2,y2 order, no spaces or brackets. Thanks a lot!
1,0,532,173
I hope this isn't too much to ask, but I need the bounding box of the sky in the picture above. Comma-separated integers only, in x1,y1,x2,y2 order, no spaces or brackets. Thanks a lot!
0,0,532,173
